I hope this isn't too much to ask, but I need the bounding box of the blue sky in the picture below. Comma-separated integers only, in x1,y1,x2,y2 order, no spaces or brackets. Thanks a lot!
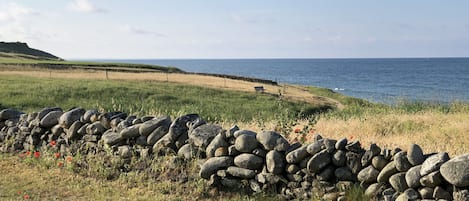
0,0,468,59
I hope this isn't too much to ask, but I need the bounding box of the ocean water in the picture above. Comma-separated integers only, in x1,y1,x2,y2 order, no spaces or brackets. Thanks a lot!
95,58,469,104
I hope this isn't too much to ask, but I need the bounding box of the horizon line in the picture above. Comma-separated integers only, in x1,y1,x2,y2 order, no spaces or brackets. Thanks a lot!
67,56,469,61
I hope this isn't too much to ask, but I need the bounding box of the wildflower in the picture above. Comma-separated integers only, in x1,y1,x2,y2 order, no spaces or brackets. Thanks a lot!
17,191,22,195
349,135,354,141
19,153,25,158
50,140,57,147
309,129,316,134
66,156,73,163
33,151,40,158
57,161,64,167
294,128,301,133
25,151,31,156
23,194,30,200
54,152,61,159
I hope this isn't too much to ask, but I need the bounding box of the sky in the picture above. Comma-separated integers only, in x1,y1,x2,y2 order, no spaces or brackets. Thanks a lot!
0,0,468,59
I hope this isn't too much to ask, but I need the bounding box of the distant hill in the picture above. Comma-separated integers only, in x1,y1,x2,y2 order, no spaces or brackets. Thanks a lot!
0,42,62,60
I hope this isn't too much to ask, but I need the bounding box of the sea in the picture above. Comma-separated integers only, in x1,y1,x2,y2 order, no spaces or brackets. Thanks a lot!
94,58,469,104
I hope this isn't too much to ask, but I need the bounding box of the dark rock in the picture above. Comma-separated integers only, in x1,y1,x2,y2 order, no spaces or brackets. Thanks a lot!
362,143,381,167
306,139,324,155
440,154,469,187
389,172,408,192
365,183,387,198
101,130,123,146
324,138,337,153
206,132,228,158
0,109,23,120
178,144,198,160
146,125,170,145
286,164,300,174
433,186,452,200
419,171,443,188
39,110,63,128
220,177,242,189
405,165,422,188
335,167,354,181
285,142,302,155
87,122,106,135
396,188,420,201
394,151,412,172
317,165,335,181
332,150,347,167
357,165,380,184
391,147,403,157
372,155,388,170
170,113,203,141
199,156,233,179
408,143,425,166
226,166,256,179
58,107,85,128
233,129,256,138
286,145,309,164
307,150,331,173
227,125,239,138
234,133,258,153
378,161,398,183
335,138,347,150
256,131,289,151
67,121,84,141
346,151,363,174
119,124,141,139
420,152,449,176
234,153,264,170
419,187,434,199
139,116,171,137
228,145,240,156
345,141,362,153
189,124,223,150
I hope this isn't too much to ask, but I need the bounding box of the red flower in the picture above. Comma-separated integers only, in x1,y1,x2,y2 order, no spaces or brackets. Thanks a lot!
57,161,64,167
54,152,61,159
25,151,31,156
33,151,40,158
66,156,73,163
294,128,301,133
19,153,25,158
349,135,354,140
309,129,316,134
50,140,57,147
17,191,22,195
23,194,30,200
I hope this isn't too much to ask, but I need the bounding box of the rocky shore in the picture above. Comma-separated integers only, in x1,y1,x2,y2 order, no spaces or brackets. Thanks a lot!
1,108,468,200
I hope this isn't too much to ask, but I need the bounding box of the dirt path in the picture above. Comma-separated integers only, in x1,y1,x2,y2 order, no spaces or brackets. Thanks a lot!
0,70,343,109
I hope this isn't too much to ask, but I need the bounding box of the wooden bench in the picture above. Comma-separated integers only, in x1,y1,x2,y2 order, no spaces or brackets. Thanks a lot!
254,86,265,93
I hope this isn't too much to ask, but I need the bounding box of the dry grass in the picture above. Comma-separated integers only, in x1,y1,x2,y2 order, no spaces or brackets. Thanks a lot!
0,70,341,109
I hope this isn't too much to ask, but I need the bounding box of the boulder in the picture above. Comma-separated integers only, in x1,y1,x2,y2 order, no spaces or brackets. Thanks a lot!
389,172,408,192
335,167,354,181
365,183,387,198
420,152,449,176
346,151,362,174
345,141,362,153
306,139,324,155
234,153,264,170
419,187,434,199
394,151,412,172
101,130,123,146
419,171,443,188
256,131,289,151
323,138,337,153
433,186,452,200
233,129,256,138
138,116,171,137
177,144,198,160
335,138,347,150
332,150,347,167
226,166,256,179
189,124,223,150
82,109,99,123
357,166,380,184
206,132,228,158
377,161,398,183
440,154,469,187
171,114,204,140
39,110,63,128
307,150,331,173
0,109,24,120
119,124,141,139
396,188,419,201
58,108,85,128
266,150,285,174
234,133,258,153
285,145,309,164
146,125,170,145
372,155,388,170
405,165,422,188
86,122,106,135
407,144,425,166
67,121,84,141
199,156,233,179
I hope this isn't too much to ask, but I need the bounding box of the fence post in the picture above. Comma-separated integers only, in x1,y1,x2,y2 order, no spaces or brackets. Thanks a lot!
105,70,109,80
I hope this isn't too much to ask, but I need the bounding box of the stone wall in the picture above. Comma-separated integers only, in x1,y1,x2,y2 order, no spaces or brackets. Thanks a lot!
1,108,468,201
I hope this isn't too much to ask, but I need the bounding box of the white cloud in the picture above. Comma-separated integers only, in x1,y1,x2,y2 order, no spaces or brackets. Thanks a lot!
67,0,106,13
121,24,165,37
0,3,37,22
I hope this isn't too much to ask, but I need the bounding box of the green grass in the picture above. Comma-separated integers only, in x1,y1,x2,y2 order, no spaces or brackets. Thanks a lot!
0,75,323,122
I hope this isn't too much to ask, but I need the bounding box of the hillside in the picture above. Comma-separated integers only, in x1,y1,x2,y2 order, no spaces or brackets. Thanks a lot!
0,42,61,60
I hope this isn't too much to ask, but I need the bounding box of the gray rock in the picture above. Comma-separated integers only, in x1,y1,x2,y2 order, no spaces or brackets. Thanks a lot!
317,165,335,181
286,145,309,164
226,166,256,179
307,150,331,173
405,165,422,188
228,145,240,156
408,144,425,166
420,152,449,176
39,110,63,128
251,148,266,158
396,188,419,201
365,183,387,198
58,107,85,128
378,161,398,183
454,189,469,201
372,155,388,170
119,124,141,139
101,130,123,146
306,139,324,155
419,171,442,188
256,131,289,151
286,164,300,174
382,148,392,161
227,125,239,138
86,122,106,135
221,177,242,189
332,150,347,167
170,113,203,141
146,125,170,145
234,153,264,170
324,138,337,153
82,109,99,123
346,151,363,174
335,167,354,181
206,132,228,158
433,186,452,200
234,134,258,153
362,143,381,167
138,116,171,137
358,166,380,184
394,151,412,172
36,107,62,121
135,135,147,146
419,187,434,199
189,124,223,150
440,154,469,187
0,109,23,120
177,144,198,160
214,147,228,157
335,138,347,150
345,141,362,153
118,145,132,158
233,129,256,138
199,156,233,179
67,121,84,141
389,172,408,192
